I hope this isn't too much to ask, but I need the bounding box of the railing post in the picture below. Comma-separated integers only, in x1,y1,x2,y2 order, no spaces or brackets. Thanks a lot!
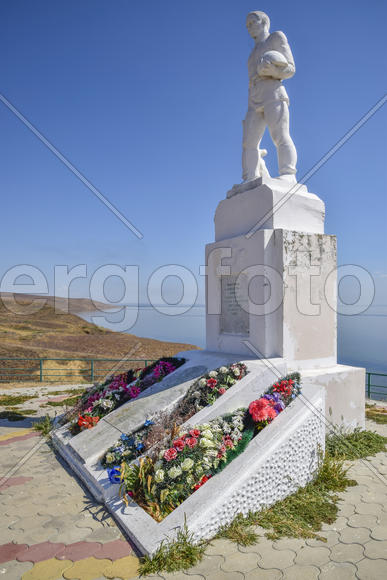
39,359,43,383
367,372,371,398
90,359,94,383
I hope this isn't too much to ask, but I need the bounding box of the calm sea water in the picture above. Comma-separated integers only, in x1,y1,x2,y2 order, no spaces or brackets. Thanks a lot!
78,304,387,375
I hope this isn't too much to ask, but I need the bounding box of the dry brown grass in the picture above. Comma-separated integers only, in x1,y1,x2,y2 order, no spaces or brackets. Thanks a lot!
0,295,199,386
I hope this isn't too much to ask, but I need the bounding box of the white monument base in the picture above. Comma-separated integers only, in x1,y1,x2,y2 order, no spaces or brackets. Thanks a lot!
205,179,365,429
108,383,324,555
300,364,365,429
52,350,286,501
51,353,324,555
217,180,325,241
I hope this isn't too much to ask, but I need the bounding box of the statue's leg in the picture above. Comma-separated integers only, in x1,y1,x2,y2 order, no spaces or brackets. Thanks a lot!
242,108,266,181
264,100,297,176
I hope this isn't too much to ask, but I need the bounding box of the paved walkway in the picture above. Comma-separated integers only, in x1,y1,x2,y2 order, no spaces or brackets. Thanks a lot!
0,390,386,579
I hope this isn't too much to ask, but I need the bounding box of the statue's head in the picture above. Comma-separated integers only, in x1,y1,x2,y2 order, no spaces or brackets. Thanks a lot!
246,11,270,41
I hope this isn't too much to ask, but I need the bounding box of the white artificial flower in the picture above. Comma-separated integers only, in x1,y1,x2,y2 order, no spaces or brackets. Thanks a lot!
201,429,214,440
233,367,240,377
199,378,207,387
209,370,218,378
186,474,194,485
192,391,201,399
195,465,204,476
219,366,228,374
205,449,218,458
199,437,215,449
155,469,165,483
181,458,194,471
168,466,182,479
105,453,115,463
231,429,242,441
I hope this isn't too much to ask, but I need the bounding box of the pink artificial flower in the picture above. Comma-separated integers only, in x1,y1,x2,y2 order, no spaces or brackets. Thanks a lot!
129,386,141,399
189,429,200,437
218,387,226,395
164,448,178,461
186,437,198,448
173,439,185,452
207,378,217,389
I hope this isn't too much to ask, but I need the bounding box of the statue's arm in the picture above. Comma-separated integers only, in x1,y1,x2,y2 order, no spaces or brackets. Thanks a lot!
275,31,295,79
258,31,296,80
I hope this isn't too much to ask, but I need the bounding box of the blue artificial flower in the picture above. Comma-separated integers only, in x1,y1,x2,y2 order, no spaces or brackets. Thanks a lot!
136,442,144,451
144,419,154,427
107,466,121,484
120,434,129,442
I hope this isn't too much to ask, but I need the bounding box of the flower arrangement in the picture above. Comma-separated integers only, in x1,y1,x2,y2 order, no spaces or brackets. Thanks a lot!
69,357,185,434
184,363,248,412
118,372,301,522
101,419,155,468
120,409,251,521
101,362,248,468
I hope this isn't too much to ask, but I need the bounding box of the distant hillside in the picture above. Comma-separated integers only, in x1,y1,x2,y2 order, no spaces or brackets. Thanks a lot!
0,294,198,383
0,293,117,313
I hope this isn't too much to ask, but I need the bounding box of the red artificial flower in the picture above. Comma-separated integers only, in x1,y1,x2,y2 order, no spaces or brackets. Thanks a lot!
217,444,227,458
223,435,234,448
189,429,200,437
249,398,277,422
78,415,99,430
207,378,217,389
218,387,226,395
164,448,178,461
193,474,212,490
173,439,185,452
186,437,198,448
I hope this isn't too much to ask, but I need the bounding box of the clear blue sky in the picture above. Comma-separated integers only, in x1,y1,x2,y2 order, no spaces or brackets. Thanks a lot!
1,0,386,305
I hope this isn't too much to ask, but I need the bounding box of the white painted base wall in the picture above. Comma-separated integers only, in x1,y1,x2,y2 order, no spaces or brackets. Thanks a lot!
52,349,326,555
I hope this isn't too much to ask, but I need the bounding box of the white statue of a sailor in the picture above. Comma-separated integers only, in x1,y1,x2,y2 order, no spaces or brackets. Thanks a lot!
242,11,297,183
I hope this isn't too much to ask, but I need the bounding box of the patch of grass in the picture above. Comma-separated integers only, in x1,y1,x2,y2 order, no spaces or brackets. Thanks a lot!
366,408,387,425
5,407,37,416
0,410,29,421
326,428,387,460
44,394,81,407
46,388,85,396
216,514,258,546
33,415,53,436
218,453,356,543
139,522,206,576
0,393,37,406
138,429,387,575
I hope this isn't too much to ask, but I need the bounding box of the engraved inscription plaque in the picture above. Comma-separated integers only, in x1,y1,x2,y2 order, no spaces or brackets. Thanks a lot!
220,274,249,335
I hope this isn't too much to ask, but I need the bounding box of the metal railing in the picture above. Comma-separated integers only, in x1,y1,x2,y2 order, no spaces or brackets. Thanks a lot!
0,357,155,384
366,371,387,401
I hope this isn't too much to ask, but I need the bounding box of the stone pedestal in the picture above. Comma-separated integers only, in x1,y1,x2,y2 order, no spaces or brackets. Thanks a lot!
205,180,365,427
217,179,325,241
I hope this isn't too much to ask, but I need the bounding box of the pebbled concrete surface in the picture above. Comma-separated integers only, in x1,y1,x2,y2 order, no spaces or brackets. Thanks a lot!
0,391,386,579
